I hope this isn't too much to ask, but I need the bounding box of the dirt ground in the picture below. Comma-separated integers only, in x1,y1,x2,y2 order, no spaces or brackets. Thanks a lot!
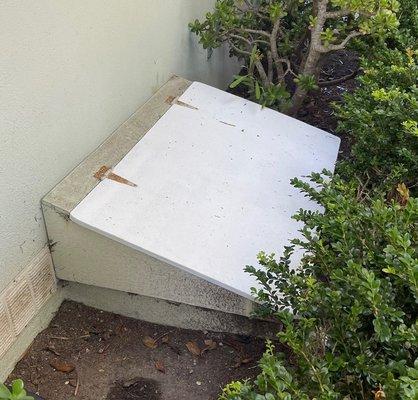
8,301,266,400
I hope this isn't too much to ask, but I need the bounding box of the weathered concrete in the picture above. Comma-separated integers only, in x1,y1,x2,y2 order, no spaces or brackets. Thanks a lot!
62,282,277,337
43,204,254,317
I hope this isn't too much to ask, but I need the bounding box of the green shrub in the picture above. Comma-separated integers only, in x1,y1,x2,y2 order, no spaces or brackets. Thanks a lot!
221,173,418,400
0,380,34,400
189,0,399,114
388,0,417,45
203,3,417,400
336,47,418,194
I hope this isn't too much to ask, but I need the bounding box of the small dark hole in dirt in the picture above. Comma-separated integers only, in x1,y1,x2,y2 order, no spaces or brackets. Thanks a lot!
107,378,161,400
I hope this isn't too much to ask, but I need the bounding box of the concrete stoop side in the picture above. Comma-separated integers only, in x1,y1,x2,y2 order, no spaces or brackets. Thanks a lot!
41,75,257,318
43,204,254,317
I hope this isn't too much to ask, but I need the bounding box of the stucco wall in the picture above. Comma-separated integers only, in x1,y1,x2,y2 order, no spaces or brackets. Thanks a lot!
0,1,237,293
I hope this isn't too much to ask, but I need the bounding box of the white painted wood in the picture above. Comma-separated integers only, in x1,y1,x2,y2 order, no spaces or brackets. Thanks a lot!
71,82,340,299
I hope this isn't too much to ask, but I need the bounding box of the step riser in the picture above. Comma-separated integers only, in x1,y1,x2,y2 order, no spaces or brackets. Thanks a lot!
62,282,277,337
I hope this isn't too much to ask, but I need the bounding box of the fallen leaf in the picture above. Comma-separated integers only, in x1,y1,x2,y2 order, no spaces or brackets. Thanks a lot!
44,346,61,356
50,360,75,373
155,360,166,373
161,335,170,344
233,356,253,368
186,341,201,356
142,336,158,349
201,339,217,354
204,339,217,350
374,387,386,400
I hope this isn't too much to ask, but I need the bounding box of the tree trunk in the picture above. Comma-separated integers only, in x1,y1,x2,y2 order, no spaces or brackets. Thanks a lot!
287,0,328,116
287,48,321,115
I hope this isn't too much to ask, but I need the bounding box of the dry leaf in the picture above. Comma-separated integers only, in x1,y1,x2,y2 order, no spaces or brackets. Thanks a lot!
201,339,217,354
233,356,253,368
397,183,410,206
186,341,201,356
161,335,170,344
155,360,166,373
142,336,158,349
204,339,217,350
50,360,75,373
373,386,386,400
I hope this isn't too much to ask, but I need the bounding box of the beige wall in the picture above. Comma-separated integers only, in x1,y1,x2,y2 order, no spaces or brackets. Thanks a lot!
0,1,237,292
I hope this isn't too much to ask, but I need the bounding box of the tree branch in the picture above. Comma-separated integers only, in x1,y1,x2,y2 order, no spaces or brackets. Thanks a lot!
227,38,270,86
267,51,274,82
316,31,365,53
318,69,358,87
270,18,285,80
241,28,272,39
325,9,350,18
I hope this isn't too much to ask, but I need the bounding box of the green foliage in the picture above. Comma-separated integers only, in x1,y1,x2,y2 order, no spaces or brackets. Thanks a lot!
190,0,399,112
336,46,418,193
388,0,418,45
230,74,291,107
221,174,418,400
0,380,34,400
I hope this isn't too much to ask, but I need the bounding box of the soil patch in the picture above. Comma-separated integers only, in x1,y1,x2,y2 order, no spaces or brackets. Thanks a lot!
107,378,160,400
8,301,266,400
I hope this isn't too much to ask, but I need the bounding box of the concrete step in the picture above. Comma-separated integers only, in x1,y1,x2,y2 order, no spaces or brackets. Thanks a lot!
42,76,340,327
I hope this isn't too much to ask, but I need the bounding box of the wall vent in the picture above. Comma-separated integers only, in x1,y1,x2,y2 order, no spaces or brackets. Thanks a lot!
0,301,14,357
0,247,56,358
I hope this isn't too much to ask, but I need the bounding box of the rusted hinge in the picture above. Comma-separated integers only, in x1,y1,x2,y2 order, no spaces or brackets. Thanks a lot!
165,95,199,110
93,165,137,187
